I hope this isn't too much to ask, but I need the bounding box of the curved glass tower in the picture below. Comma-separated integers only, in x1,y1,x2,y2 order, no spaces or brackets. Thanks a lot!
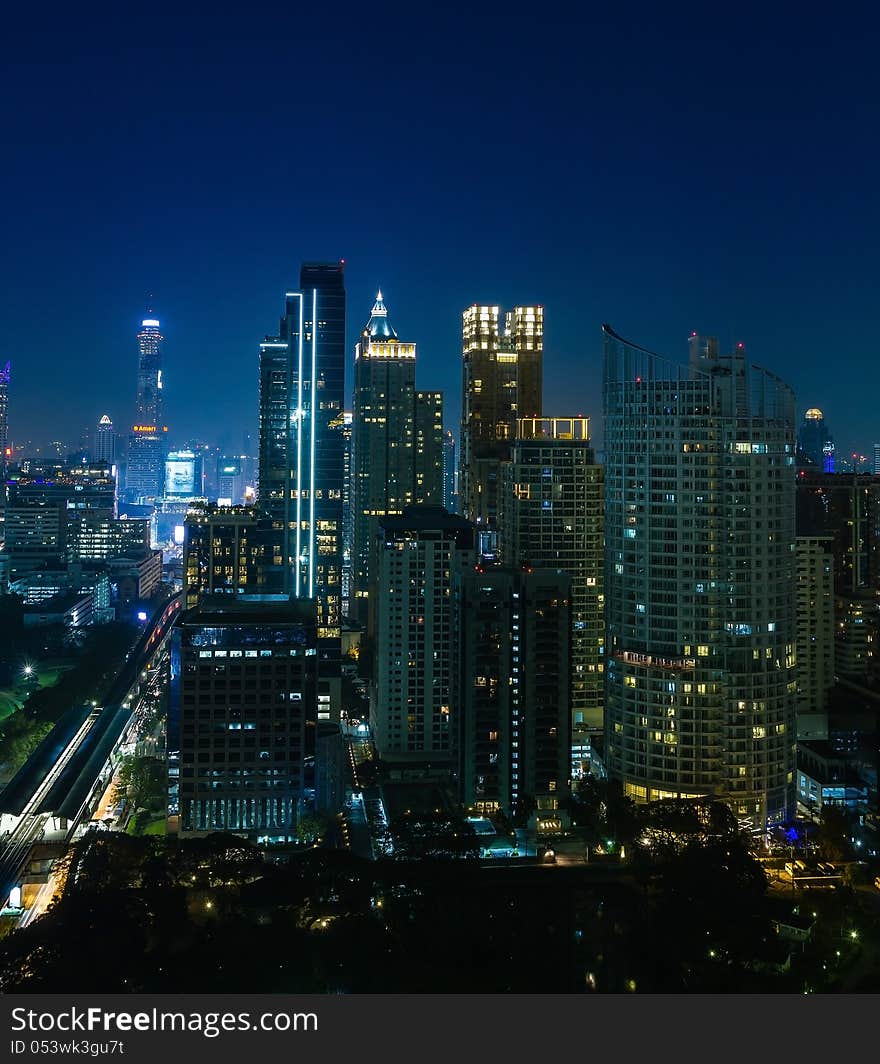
603,325,797,825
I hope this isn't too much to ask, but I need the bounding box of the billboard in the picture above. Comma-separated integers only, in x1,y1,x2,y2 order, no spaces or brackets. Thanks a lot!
164,451,200,497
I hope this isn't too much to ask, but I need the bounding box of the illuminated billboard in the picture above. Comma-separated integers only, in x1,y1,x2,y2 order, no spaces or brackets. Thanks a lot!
164,451,201,497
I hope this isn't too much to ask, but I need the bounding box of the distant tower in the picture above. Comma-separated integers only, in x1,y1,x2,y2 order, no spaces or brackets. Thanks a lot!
126,308,166,502
0,359,9,475
95,414,115,464
799,407,835,472
135,309,164,425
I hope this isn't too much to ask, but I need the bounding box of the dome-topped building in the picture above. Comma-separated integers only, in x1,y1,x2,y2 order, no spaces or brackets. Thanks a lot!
799,407,834,472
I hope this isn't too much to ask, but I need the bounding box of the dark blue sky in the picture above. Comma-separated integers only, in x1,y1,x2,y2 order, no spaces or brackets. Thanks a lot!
2,5,879,456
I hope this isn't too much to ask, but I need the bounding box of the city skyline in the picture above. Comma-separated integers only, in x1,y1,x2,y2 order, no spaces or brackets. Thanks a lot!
3,10,880,457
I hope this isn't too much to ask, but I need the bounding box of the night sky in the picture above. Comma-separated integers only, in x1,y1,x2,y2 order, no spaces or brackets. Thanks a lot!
2,6,879,457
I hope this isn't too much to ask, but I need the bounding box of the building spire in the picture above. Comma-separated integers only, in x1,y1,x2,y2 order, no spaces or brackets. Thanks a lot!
363,289,398,340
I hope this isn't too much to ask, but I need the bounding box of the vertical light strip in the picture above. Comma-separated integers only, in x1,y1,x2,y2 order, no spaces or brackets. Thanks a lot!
295,294,304,597
309,288,317,598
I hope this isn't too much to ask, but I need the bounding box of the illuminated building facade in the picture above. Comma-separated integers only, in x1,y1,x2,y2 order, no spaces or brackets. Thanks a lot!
95,414,115,464
126,312,166,502
1,359,11,475
341,411,353,614
168,595,319,842
455,565,571,826
257,262,345,719
798,407,835,472
794,535,835,738
442,429,456,512
351,293,443,621
183,504,273,608
460,304,542,527
603,326,797,824
499,416,604,741
372,507,474,768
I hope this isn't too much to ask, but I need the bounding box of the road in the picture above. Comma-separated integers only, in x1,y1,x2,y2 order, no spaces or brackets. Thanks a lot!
0,708,99,909
343,727,391,859
0,595,180,911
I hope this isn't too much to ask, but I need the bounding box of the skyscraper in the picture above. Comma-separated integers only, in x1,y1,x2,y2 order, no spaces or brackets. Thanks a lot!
499,416,604,742
460,304,542,527
798,407,835,472
603,325,797,825
341,410,353,615
126,311,166,502
442,429,456,512
372,507,474,769
351,292,443,621
794,535,834,738
168,595,319,841
455,565,571,827
183,504,272,608
258,261,345,719
0,359,10,475
94,414,115,464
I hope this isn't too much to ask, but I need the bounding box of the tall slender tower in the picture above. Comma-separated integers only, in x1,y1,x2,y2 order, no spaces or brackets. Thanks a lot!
135,312,163,424
499,416,604,747
258,261,346,719
460,304,542,528
126,310,166,502
351,291,443,622
603,325,797,825
0,360,9,475
95,414,115,464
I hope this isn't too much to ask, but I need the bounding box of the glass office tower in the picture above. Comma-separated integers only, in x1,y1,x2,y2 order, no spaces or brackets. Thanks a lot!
603,325,797,825
258,262,345,718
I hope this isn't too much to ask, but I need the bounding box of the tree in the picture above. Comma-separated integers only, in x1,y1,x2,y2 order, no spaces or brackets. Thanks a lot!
815,805,853,862
117,755,165,813
382,813,480,860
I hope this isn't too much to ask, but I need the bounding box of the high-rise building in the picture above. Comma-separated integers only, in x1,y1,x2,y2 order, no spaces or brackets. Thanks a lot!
135,312,163,425
3,463,118,579
798,407,835,472
499,416,604,743
442,429,456,512
351,293,443,621
835,593,878,681
414,390,444,508
341,411,353,615
168,595,319,841
874,443,880,476
603,325,798,825
455,565,571,828
126,311,167,502
796,471,880,593
794,536,835,738
67,513,150,562
372,507,474,769
183,504,273,608
257,262,345,719
0,359,10,475
94,414,115,464
460,304,543,528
